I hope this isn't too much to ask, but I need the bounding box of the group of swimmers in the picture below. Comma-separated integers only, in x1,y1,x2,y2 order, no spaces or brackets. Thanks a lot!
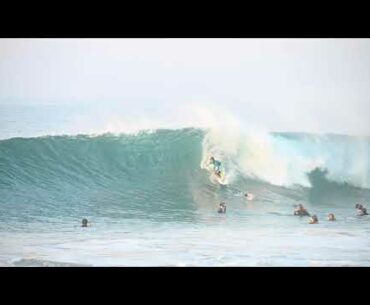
210,156,369,223
82,201,368,224
81,156,369,225
293,203,368,224
294,204,335,223
217,200,368,224
82,202,368,225
293,204,325,224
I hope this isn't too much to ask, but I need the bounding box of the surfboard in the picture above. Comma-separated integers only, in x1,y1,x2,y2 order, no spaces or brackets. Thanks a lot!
212,170,227,185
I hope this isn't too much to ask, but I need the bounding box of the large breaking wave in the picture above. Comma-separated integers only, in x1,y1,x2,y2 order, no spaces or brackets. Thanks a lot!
1,127,370,222
1,128,370,190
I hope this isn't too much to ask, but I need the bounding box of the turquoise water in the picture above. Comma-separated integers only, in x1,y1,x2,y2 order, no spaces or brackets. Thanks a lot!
1,105,370,266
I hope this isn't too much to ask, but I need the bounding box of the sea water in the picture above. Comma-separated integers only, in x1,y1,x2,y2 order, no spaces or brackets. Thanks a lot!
1,104,370,266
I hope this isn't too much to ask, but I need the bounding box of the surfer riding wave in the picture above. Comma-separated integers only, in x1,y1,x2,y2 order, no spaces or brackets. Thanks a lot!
209,156,223,178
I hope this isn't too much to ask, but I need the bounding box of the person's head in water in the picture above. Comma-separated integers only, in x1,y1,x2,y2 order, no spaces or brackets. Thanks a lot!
81,218,88,227
327,213,336,221
357,205,368,216
355,203,362,209
309,215,318,224
294,204,303,211
210,156,215,164
294,204,309,216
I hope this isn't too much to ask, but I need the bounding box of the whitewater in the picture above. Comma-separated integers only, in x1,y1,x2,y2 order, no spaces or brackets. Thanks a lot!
1,105,370,266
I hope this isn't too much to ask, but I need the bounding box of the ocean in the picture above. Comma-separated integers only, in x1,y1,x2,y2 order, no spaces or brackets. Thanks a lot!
1,104,370,266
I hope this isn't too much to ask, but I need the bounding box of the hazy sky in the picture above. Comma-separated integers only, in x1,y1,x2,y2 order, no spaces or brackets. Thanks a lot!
1,38,370,134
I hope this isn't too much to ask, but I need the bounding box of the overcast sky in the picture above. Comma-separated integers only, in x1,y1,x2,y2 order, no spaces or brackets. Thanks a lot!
1,38,370,135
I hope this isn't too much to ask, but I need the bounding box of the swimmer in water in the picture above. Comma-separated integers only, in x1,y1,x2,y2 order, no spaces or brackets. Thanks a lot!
245,192,254,198
81,218,90,227
327,213,336,221
294,204,310,216
218,202,227,214
356,203,368,216
309,215,318,224
243,192,254,201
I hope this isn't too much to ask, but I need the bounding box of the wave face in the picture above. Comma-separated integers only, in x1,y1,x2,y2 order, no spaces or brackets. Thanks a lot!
1,128,370,226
